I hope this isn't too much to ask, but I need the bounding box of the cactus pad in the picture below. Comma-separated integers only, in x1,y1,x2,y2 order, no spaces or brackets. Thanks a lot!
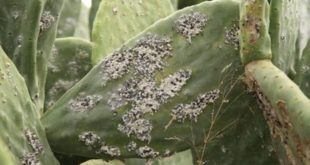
45,37,92,110
91,0,174,64
0,47,59,164
42,1,277,162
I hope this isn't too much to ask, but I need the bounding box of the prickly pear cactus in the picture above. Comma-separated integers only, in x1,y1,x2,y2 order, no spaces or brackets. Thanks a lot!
0,47,59,165
269,0,299,74
45,37,92,110
1,0,310,163
178,0,209,9
0,0,64,113
91,0,175,64
0,138,17,165
241,0,310,164
42,1,277,163
196,99,279,165
125,149,194,165
89,0,101,36
81,159,124,165
294,41,310,97
57,0,81,37
170,0,178,10
288,0,310,98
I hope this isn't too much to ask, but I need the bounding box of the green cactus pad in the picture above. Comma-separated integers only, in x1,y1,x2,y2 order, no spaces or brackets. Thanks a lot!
42,1,276,162
74,3,91,40
57,0,81,37
170,0,178,10
196,97,279,164
81,159,124,165
89,0,101,36
239,0,272,65
0,0,64,113
178,0,209,9
290,1,310,98
245,60,310,164
45,37,92,110
36,0,64,112
294,41,310,98
0,47,59,165
0,138,18,165
91,0,174,64
125,149,193,165
269,0,304,74
0,0,43,111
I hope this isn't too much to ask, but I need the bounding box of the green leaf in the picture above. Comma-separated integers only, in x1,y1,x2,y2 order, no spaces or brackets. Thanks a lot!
91,0,174,64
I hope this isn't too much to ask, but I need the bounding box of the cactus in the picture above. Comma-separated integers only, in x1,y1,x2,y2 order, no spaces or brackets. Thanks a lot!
41,1,278,164
74,3,91,40
0,0,64,113
89,0,101,37
0,138,17,165
57,0,81,37
178,0,210,9
91,0,175,64
81,159,124,165
0,47,59,164
1,0,310,164
170,0,178,10
124,149,193,165
45,37,92,110
241,0,310,164
294,41,310,97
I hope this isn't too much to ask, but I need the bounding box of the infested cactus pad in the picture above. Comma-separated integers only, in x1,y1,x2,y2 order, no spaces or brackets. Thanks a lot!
24,130,44,154
171,89,220,123
91,0,175,64
0,0,64,113
136,146,160,158
175,12,208,42
42,0,239,157
45,38,92,109
39,11,55,33
0,47,59,164
224,21,240,50
42,1,276,162
78,132,101,147
69,94,102,112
